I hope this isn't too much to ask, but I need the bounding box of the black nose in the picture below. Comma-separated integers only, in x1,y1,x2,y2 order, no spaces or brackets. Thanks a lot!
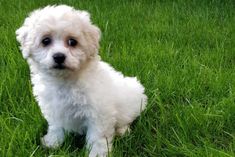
53,53,66,64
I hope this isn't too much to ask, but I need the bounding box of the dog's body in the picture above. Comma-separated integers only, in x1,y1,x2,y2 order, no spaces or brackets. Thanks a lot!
16,5,147,157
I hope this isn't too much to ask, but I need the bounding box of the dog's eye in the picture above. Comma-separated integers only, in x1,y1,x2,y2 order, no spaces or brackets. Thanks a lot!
67,38,78,47
42,37,51,46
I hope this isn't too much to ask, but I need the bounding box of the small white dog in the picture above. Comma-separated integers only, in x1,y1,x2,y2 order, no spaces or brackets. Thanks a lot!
16,5,147,157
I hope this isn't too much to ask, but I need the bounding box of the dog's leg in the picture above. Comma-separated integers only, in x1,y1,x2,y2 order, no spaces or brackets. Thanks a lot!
86,123,114,157
41,125,64,148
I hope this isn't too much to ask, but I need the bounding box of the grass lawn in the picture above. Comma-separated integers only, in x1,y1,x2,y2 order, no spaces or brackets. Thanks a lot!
0,0,235,156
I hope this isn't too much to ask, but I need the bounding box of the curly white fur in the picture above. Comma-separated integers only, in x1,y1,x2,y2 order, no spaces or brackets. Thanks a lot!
16,5,147,157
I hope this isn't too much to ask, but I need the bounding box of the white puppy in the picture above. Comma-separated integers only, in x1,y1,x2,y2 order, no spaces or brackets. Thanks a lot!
16,5,147,157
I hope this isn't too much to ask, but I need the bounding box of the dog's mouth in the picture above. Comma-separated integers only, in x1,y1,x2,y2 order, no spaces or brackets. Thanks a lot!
53,64,66,70
52,64,75,71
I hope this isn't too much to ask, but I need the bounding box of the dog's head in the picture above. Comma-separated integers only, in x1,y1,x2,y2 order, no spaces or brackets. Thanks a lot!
16,5,100,74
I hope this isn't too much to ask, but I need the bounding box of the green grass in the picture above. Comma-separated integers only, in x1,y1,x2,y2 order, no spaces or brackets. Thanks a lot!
0,0,235,156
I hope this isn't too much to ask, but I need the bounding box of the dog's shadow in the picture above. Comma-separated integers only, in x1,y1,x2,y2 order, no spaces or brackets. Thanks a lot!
35,121,86,155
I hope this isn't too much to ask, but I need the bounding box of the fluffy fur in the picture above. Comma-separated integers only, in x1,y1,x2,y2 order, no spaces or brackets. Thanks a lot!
16,5,147,157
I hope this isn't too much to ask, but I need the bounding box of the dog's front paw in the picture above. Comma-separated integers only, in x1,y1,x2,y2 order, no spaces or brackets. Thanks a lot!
89,150,107,157
41,129,64,148
41,131,64,148
87,136,112,157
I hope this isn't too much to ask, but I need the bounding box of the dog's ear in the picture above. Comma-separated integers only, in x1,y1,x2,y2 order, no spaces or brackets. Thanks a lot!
16,24,30,59
78,10,101,57
86,24,101,57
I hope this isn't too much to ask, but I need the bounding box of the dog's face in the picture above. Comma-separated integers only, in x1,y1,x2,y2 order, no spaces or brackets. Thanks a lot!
16,5,100,74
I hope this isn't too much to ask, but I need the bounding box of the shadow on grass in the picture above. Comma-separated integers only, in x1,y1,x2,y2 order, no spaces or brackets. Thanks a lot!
34,120,87,156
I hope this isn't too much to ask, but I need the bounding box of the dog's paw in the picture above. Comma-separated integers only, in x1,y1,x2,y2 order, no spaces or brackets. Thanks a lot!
89,149,108,157
116,125,130,136
41,133,64,149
